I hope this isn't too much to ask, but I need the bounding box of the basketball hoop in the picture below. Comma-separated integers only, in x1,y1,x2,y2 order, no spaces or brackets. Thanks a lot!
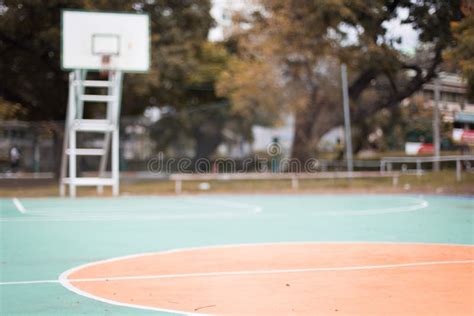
60,10,150,198
61,10,149,72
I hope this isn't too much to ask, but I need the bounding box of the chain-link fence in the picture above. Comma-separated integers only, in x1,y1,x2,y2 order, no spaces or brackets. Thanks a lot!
0,118,159,174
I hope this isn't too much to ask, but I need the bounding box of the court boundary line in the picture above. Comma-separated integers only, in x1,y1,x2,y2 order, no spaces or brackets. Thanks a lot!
2,193,470,203
1,196,262,222
189,197,262,213
2,259,473,286
55,242,474,315
12,197,27,213
1,196,433,222
0,213,262,222
311,197,429,216
13,197,262,213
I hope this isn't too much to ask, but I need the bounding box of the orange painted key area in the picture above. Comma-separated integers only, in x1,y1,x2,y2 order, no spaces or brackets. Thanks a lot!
64,243,474,315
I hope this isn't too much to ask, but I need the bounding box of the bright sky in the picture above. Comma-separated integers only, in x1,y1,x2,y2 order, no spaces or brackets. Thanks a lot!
209,0,248,42
383,8,419,54
209,0,419,54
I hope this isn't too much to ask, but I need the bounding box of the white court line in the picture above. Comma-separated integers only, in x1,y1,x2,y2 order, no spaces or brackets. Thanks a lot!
0,197,429,222
0,197,263,222
45,242,474,315
312,198,429,216
188,197,262,213
0,212,271,223
1,259,473,286
27,198,263,214
12,197,27,213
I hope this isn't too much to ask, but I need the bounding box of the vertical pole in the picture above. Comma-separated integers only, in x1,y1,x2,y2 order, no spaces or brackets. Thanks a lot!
416,159,421,172
456,159,461,182
433,79,441,171
98,71,114,195
111,72,122,197
69,129,76,197
291,175,299,190
392,175,399,187
341,64,353,174
112,126,119,196
60,72,76,197
175,179,182,194
77,70,86,119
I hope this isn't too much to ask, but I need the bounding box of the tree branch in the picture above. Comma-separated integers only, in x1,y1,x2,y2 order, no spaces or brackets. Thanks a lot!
354,44,443,122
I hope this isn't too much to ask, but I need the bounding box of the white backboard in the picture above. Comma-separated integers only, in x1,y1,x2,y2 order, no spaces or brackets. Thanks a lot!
61,10,150,72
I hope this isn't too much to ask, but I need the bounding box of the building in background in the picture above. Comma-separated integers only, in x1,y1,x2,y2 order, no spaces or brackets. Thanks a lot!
418,72,474,123
421,72,474,148
403,72,474,154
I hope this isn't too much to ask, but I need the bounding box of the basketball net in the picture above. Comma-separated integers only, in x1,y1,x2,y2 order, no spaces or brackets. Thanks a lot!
100,55,113,78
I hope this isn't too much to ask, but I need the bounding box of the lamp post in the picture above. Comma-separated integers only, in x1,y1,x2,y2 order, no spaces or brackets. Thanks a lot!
341,64,353,174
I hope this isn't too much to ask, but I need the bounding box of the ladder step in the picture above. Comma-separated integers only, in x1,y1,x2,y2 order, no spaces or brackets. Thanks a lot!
77,80,114,88
72,119,116,132
80,95,117,102
66,148,106,156
62,177,115,186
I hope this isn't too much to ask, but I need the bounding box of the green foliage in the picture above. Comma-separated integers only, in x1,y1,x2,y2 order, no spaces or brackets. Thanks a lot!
0,0,214,120
150,41,238,159
0,0,241,159
446,15,474,100
0,98,27,119
217,0,463,159
368,101,452,151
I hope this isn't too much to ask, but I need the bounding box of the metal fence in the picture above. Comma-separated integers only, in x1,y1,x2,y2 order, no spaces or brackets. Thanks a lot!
0,118,157,173
381,155,474,181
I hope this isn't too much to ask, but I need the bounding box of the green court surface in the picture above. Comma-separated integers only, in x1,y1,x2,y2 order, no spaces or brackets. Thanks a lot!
0,194,473,315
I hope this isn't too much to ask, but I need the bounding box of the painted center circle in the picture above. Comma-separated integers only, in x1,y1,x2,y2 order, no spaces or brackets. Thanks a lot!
61,243,474,315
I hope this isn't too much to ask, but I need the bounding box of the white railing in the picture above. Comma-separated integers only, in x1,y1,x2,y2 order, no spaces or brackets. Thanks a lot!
380,155,474,181
169,171,401,194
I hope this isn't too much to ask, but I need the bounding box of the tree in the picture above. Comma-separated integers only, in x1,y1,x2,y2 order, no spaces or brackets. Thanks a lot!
151,42,234,161
1,0,239,166
0,0,213,120
218,0,463,161
367,99,453,152
445,4,474,100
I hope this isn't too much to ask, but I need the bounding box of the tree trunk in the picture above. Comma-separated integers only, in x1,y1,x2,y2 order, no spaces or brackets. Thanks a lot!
191,119,224,172
291,86,321,163
193,129,222,161
352,120,372,153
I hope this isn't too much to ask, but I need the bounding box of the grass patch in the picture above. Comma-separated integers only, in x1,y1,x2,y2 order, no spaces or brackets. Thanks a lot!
0,170,472,198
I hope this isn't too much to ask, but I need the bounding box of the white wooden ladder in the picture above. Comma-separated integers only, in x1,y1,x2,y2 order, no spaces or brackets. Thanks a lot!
60,70,123,197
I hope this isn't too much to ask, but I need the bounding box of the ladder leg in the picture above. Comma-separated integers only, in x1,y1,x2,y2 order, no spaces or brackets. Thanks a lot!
60,182,66,197
111,72,121,197
61,72,76,197
112,128,119,196
60,124,70,197
97,132,111,195
69,129,77,197
98,72,116,195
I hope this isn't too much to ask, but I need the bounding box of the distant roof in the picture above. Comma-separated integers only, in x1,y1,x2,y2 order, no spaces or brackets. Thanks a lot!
438,72,466,85
423,72,467,94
